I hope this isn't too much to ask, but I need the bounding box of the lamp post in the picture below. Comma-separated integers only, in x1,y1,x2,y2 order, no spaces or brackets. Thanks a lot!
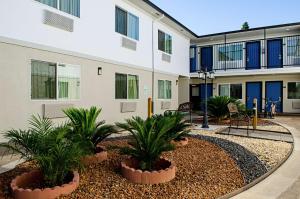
198,69,215,128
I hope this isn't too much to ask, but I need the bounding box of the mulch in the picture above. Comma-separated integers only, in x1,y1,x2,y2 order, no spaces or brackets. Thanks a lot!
0,138,245,199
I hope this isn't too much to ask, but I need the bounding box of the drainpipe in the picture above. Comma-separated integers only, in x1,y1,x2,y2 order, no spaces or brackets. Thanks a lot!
151,14,165,114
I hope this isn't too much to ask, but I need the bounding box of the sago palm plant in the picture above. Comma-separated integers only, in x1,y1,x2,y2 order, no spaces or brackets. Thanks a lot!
63,106,116,154
0,115,84,187
207,96,238,122
116,116,175,171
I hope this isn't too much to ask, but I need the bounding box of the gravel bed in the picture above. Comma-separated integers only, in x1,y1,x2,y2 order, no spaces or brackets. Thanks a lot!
0,138,244,199
191,135,267,184
192,130,292,170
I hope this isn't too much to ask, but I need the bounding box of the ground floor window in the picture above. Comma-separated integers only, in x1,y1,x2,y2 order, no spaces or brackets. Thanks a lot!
158,80,172,99
115,73,139,99
219,83,242,99
31,60,80,100
288,82,300,99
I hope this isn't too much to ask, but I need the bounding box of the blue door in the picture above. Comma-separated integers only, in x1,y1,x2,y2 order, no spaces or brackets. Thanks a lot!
190,46,197,72
200,83,213,111
246,82,262,112
246,41,261,70
267,39,283,68
265,81,283,113
201,47,213,71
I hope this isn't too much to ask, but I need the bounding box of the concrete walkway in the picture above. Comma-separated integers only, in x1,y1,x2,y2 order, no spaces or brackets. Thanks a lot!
232,117,300,199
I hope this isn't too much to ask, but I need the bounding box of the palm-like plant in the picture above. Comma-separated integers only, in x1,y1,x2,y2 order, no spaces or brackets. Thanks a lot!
153,112,190,141
63,106,116,154
0,115,84,187
116,116,175,171
207,96,238,122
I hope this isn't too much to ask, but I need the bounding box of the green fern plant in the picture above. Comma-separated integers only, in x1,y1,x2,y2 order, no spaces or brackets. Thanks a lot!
63,106,116,154
0,115,84,187
116,116,175,171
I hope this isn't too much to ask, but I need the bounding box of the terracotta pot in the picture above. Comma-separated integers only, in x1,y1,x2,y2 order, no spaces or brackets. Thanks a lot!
10,170,79,199
121,158,176,184
81,146,107,166
172,137,189,147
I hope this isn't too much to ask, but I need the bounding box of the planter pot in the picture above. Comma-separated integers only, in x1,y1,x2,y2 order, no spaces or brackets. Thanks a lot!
172,137,189,147
81,146,107,166
10,170,79,199
121,158,176,184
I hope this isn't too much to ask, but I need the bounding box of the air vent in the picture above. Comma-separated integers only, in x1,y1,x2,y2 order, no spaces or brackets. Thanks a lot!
122,37,137,51
162,53,171,63
43,10,74,32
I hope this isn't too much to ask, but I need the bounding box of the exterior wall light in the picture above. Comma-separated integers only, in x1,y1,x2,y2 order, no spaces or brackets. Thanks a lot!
98,67,102,75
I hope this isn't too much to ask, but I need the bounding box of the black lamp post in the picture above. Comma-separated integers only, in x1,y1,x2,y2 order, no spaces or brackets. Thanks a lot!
198,69,215,128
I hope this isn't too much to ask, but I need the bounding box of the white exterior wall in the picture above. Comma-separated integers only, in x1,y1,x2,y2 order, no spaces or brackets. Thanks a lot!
0,0,190,76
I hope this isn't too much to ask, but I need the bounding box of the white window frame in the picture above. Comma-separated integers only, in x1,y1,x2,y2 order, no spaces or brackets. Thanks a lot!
34,0,80,18
30,60,81,101
158,80,172,100
218,83,243,100
115,73,139,100
287,81,300,99
158,30,173,55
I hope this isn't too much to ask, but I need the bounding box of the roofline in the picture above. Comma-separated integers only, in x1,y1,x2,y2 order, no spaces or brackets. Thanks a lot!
197,21,300,38
143,0,198,38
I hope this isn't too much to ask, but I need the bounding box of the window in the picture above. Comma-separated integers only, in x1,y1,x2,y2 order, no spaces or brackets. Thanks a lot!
191,86,199,97
158,80,172,99
287,37,300,57
36,0,80,17
288,82,300,99
158,30,172,54
115,7,139,40
115,73,139,99
218,44,243,61
31,60,80,100
190,48,195,58
219,84,242,99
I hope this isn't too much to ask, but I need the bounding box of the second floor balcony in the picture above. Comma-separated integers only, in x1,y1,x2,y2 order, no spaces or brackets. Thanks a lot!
190,34,300,73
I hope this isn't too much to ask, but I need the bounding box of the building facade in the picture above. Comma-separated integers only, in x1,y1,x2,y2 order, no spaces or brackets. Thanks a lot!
190,24,300,114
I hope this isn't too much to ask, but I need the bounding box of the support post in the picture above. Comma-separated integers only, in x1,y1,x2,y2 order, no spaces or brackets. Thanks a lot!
253,98,258,130
148,97,153,118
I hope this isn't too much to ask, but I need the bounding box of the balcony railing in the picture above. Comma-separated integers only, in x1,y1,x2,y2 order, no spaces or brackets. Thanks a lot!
190,35,300,72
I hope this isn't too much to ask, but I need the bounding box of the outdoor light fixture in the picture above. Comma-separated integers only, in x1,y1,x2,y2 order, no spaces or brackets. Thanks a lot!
98,67,102,75
198,69,215,128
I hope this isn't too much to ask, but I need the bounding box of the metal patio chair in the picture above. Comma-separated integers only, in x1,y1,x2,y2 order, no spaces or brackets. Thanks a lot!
165,102,193,123
227,103,251,136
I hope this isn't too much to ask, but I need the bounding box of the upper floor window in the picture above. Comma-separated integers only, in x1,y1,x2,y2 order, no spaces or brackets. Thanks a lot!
31,60,80,100
36,0,80,17
115,7,139,40
288,82,300,99
158,30,172,54
219,84,242,99
115,73,139,99
287,37,300,57
158,80,172,99
218,44,243,61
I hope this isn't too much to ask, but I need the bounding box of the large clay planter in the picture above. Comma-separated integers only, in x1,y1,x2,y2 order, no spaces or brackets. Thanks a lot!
172,137,189,147
10,170,79,199
81,146,107,166
121,158,176,184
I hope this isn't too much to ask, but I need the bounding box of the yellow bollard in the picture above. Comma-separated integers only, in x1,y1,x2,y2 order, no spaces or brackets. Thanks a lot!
148,97,153,118
253,98,258,130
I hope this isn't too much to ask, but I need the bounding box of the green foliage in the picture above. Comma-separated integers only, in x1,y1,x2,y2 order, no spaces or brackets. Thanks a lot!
0,115,84,187
207,96,238,121
241,22,250,30
116,116,175,171
63,106,116,154
152,111,190,141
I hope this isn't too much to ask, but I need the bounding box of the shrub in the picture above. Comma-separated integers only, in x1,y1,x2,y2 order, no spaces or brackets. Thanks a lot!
0,115,84,187
63,106,116,155
152,111,190,141
207,96,238,122
116,116,175,171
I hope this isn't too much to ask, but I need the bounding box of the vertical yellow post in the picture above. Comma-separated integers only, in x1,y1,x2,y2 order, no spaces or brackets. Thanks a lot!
253,98,258,130
148,97,153,118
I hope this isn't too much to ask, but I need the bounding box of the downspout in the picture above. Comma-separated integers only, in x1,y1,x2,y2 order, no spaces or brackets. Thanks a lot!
151,14,165,114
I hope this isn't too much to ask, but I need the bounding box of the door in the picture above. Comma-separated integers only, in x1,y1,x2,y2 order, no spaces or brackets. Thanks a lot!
190,84,201,110
246,82,262,112
200,83,213,111
265,81,283,113
267,39,283,68
201,46,213,71
246,41,261,70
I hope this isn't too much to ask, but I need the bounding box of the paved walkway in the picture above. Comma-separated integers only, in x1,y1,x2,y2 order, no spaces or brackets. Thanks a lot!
232,116,300,199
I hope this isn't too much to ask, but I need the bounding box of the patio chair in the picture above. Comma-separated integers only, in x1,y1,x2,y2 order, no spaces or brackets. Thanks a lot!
227,103,251,136
164,102,193,123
